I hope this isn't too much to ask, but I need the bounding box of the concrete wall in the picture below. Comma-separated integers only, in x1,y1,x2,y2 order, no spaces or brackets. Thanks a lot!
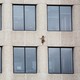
0,0,80,80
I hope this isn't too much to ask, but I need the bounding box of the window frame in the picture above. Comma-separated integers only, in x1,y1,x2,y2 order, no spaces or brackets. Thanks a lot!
47,5,73,31
48,47,74,74
0,47,2,73
13,46,37,74
12,4,37,31
0,4,2,30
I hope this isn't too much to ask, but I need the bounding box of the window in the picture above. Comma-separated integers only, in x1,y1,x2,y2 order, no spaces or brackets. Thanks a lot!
48,47,73,74
0,47,2,73
48,6,72,31
13,5,36,31
13,47,37,73
0,5,2,30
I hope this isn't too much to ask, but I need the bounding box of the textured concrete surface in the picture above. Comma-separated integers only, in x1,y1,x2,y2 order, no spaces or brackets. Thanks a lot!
0,0,80,80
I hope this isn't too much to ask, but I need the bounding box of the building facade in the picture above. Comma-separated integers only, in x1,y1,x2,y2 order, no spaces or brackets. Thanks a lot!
0,0,80,80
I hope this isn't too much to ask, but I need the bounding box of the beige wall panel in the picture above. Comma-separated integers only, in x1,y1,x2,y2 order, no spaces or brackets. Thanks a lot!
11,0,24,4
24,32,40,46
12,32,26,46
38,46,48,73
47,74,62,80
62,74,75,80
38,74,48,80
61,32,74,46
2,46,13,80
24,0,39,4
13,74,25,80
0,0,80,80
75,32,80,46
11,0,46,4
4,31,12,45
47,32,61,46
46,0,60,4
25,74,39,80
37,4,47,32
48,74,75,80
74,47,80,73
2,3,12,30
12,32,40,46
60,0,80,5
0,0,2,2
0,32,4,45
73,5,80,31
73,75,80,80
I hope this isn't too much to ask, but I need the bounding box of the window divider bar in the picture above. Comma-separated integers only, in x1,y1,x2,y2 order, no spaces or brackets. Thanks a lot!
59,6,60,31
23,6,25,30
34,5,36,31
24,47,26,73
72,48,74,73
60,48,62,73
71,6,73,31
0,47,2,73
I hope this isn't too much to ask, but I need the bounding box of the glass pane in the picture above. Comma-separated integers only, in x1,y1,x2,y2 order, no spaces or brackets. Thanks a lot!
0,47,1,72
14,47,24,73
61,48,73,73
60,6,71,31
25,48,37,73
0,5,2,30
48,48,60,73
48,6,59,31
13,5,24,30
25,6,36,30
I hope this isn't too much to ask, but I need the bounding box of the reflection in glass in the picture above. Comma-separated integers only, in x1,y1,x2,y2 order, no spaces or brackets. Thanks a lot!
25,48,36,73
14,47,37,73
48,47,73,74
48,6,72,31
0,47,1,72
13,6,24,30
60,6,71,31
13,5,36,31
49,48,60,73
48,6,59,31
0,5,2,30
14,47,24,73
25,6,35,30
61,48,73,73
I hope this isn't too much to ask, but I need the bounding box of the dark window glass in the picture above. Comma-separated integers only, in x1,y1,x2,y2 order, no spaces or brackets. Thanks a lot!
25,48,37,73
48,6,59,31
25,6,36,30
14,47,24,73
13,5,36,31
48,6,72,31
13,47,37,73
13,6,24,30
48,47,73,74
48,48,60,73
0,47,1,73
60,6,71,31
61,48,73,73
0,5,2,30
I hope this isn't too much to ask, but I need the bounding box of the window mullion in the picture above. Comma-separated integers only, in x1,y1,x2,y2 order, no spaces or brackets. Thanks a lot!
0,47,2,73
24,6,25,30
24,47,26,73
59,6,60,31
60,48,62,73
